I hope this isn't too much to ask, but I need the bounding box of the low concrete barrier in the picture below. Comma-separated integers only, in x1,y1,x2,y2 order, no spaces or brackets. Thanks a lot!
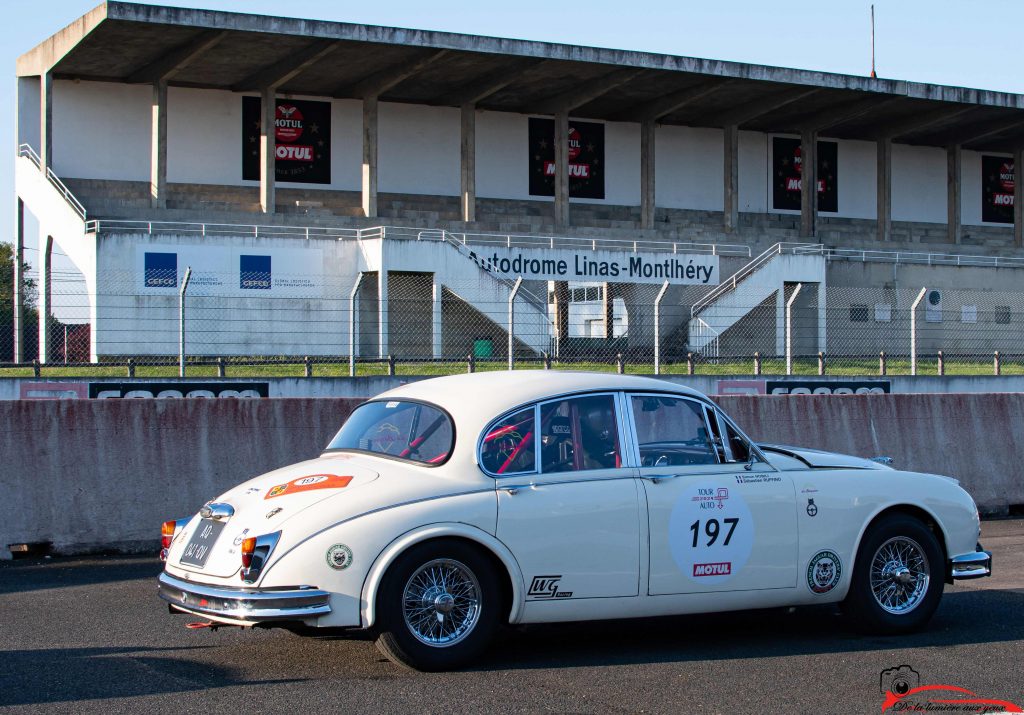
1,393,1019,557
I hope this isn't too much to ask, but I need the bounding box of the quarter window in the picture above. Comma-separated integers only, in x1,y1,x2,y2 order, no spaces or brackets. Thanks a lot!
480,407,536,475
540,395,620,473
631,395,717,467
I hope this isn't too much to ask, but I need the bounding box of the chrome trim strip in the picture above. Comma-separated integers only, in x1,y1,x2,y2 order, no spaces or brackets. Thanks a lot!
158,571,331,621
948,550,992,580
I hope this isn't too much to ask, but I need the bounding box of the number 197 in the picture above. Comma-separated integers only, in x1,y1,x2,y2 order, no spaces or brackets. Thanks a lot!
690,517,739,547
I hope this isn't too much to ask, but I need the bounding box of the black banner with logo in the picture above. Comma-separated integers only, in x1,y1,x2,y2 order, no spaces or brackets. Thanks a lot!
528,118,605,199
982,155,1015,224
772,137,838,212
242,97,331,184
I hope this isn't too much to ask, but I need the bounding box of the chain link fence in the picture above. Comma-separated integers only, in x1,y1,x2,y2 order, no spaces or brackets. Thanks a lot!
4,260,1024,377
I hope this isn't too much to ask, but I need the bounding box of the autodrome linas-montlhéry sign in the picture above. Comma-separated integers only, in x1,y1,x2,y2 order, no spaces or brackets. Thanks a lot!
465,247,719,285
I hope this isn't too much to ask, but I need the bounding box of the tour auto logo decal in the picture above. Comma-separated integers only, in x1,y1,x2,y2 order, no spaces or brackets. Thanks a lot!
880,665,1022,712
807,549,842,594
669,482,754,583
325,543,353,570
242,96,331,184
264,474,353,500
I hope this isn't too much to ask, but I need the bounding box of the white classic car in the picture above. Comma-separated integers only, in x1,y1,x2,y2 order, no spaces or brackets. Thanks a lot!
158,371,991,670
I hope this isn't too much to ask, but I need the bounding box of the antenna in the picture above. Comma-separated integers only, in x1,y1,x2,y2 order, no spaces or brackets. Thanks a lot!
870,4,877,78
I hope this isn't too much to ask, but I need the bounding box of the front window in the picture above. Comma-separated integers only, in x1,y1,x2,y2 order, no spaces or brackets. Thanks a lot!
631,395,718,467
327,400,453,465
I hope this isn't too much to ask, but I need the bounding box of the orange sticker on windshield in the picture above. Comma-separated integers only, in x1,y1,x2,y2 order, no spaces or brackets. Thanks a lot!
264,474,353,499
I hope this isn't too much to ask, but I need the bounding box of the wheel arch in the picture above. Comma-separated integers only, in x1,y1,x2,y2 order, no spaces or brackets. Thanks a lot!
850,503,950,576
360,523,524,629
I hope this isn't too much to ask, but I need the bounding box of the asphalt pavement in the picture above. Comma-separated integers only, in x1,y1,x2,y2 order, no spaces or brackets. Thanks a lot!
1,519,1022,714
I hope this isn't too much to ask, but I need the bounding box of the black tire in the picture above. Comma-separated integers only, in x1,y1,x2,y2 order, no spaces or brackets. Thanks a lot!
374,539,500,671
843,513,944,633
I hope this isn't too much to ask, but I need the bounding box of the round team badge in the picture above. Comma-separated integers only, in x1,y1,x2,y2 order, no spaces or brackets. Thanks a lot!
807,549,842,594
326,544,353,570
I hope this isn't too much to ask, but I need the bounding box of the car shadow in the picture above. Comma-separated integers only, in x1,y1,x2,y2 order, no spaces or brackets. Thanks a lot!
0,645,304,707
0,556,163,595
473,588,1024,671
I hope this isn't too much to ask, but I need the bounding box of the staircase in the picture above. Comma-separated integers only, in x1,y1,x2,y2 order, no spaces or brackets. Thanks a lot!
688,243,826,354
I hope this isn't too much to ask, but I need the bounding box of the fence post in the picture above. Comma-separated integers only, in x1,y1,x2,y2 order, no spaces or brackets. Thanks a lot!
304,356,313,378
178,266,192,378
994,351,1001,376
543,351,551,370
817,351,825,376
937,350,944,376
349,273,364,378
785,283,802,376
653,280,670,375
508,277,523,371
879,351,887,376
127,358,135,378
910,286,927,376
687,352,695,375
754,352,761,376
467,353,475,373
217,357,226,377
32,359,40,378
387,354,395,376
616,353,625,374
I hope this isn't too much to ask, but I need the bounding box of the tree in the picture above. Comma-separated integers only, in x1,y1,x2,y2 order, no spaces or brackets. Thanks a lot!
0,241,39,362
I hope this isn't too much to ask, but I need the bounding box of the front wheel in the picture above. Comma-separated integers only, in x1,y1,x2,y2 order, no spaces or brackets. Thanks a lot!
843,514,944,633
375,539,500,671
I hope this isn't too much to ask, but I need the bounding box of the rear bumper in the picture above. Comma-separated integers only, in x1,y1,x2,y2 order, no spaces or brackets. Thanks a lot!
158,571,331,624
948,548,992,580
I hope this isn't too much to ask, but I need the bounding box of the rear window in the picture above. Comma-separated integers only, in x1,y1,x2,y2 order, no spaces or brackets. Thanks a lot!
326,400,454,465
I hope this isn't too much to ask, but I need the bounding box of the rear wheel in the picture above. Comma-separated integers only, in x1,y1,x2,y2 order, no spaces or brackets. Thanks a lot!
375,539,500,671
843,514,944,633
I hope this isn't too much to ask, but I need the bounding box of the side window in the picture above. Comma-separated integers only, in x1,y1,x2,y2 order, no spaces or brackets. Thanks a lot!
540,395,620,473
723,416,753,464
631,395,718,467
480,407,535,475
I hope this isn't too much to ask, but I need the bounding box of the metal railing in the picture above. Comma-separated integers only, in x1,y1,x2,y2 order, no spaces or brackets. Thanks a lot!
18,144,87,220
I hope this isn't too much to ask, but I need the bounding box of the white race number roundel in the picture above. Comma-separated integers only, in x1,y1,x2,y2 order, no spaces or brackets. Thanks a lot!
668,481,754,585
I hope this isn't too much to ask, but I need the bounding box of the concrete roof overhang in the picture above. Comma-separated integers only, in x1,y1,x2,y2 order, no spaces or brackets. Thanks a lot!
18,1,1024,152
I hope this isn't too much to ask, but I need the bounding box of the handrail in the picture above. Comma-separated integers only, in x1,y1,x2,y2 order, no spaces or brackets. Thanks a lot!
691,242,822,317
19,143,87,220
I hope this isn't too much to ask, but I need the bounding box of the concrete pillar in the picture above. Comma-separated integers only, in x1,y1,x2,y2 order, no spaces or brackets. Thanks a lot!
775,286,786,357
553,281,569,352
259,87,275,214
1014,146,1023,249
362,96,379,219
947,144,962,244
723,124,739,233
640,119,656,230
151,80,168,209
38,235,53,364
40,71,52,172
432,275,443,359
12,198,24,362
603,283,614,339
876,137,891,242
554,111,570,228
460,103,476,223
378,267,388,359
800,129,818,238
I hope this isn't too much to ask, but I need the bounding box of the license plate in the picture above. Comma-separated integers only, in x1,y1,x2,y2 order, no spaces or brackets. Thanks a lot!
179,520,225,568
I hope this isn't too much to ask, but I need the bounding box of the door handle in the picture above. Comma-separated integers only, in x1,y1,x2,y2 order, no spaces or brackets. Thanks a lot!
500,483,535,495
639,474,686,484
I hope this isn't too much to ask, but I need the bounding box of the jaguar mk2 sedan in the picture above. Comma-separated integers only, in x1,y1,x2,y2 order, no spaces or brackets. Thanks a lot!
158,371,991,670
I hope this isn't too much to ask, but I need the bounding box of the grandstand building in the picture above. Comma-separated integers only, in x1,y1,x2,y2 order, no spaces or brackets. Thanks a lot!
11,2,1024,365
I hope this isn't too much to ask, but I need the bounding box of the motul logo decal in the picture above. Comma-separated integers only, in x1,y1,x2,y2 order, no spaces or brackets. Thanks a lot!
543,162,591,178
276,145,314,161
693,562,732,576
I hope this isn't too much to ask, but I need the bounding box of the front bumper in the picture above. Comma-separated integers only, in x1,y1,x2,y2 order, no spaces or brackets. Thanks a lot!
158,571,331,624
948,547,992,580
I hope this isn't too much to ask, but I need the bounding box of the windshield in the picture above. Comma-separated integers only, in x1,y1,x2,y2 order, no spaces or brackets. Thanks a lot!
326,400,454,465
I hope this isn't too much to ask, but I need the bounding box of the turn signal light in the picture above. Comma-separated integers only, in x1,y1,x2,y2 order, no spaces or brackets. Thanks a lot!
161,520,177,550
241,537,257,569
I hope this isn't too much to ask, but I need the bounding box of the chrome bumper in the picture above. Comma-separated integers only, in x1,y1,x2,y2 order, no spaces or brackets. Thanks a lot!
948,548,992,580
158,571,331,623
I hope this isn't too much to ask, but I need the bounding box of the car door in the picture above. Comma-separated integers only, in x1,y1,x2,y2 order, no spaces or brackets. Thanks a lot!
626,393,798,596
487,393,641,601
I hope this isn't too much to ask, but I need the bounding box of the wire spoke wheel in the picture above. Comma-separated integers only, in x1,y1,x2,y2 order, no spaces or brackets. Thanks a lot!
402,558,481,647
869,536,930,615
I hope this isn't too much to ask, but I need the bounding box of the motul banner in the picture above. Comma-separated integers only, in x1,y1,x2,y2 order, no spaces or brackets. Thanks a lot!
242,97,331,184
982,155,1014,224
772,137,838,212
528,118,605,199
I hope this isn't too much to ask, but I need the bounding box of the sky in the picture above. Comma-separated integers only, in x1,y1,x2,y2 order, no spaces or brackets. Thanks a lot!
5,0,1024,309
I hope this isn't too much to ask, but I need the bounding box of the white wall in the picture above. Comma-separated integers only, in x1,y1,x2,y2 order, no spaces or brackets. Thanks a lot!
476,110,529,200
17,76,41,150
739,131,767,213
656,125,722,211
837,139,877,219
379,103,459,196
892,144,946,224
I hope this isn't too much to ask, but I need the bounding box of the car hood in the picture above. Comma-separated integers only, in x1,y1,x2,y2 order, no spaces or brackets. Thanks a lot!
171,453,380,578
757,443,895,470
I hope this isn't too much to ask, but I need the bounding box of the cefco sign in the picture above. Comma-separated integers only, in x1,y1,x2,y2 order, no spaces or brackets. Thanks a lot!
466,247,719,285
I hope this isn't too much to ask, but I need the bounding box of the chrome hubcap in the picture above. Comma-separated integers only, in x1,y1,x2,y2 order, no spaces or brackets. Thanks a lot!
870,536,930,614
402,558,481,647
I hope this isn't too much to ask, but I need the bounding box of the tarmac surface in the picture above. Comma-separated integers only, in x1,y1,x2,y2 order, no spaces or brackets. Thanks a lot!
1,519,1021,714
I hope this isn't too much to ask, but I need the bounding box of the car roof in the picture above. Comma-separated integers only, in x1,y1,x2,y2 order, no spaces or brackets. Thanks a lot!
373,371,711,431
